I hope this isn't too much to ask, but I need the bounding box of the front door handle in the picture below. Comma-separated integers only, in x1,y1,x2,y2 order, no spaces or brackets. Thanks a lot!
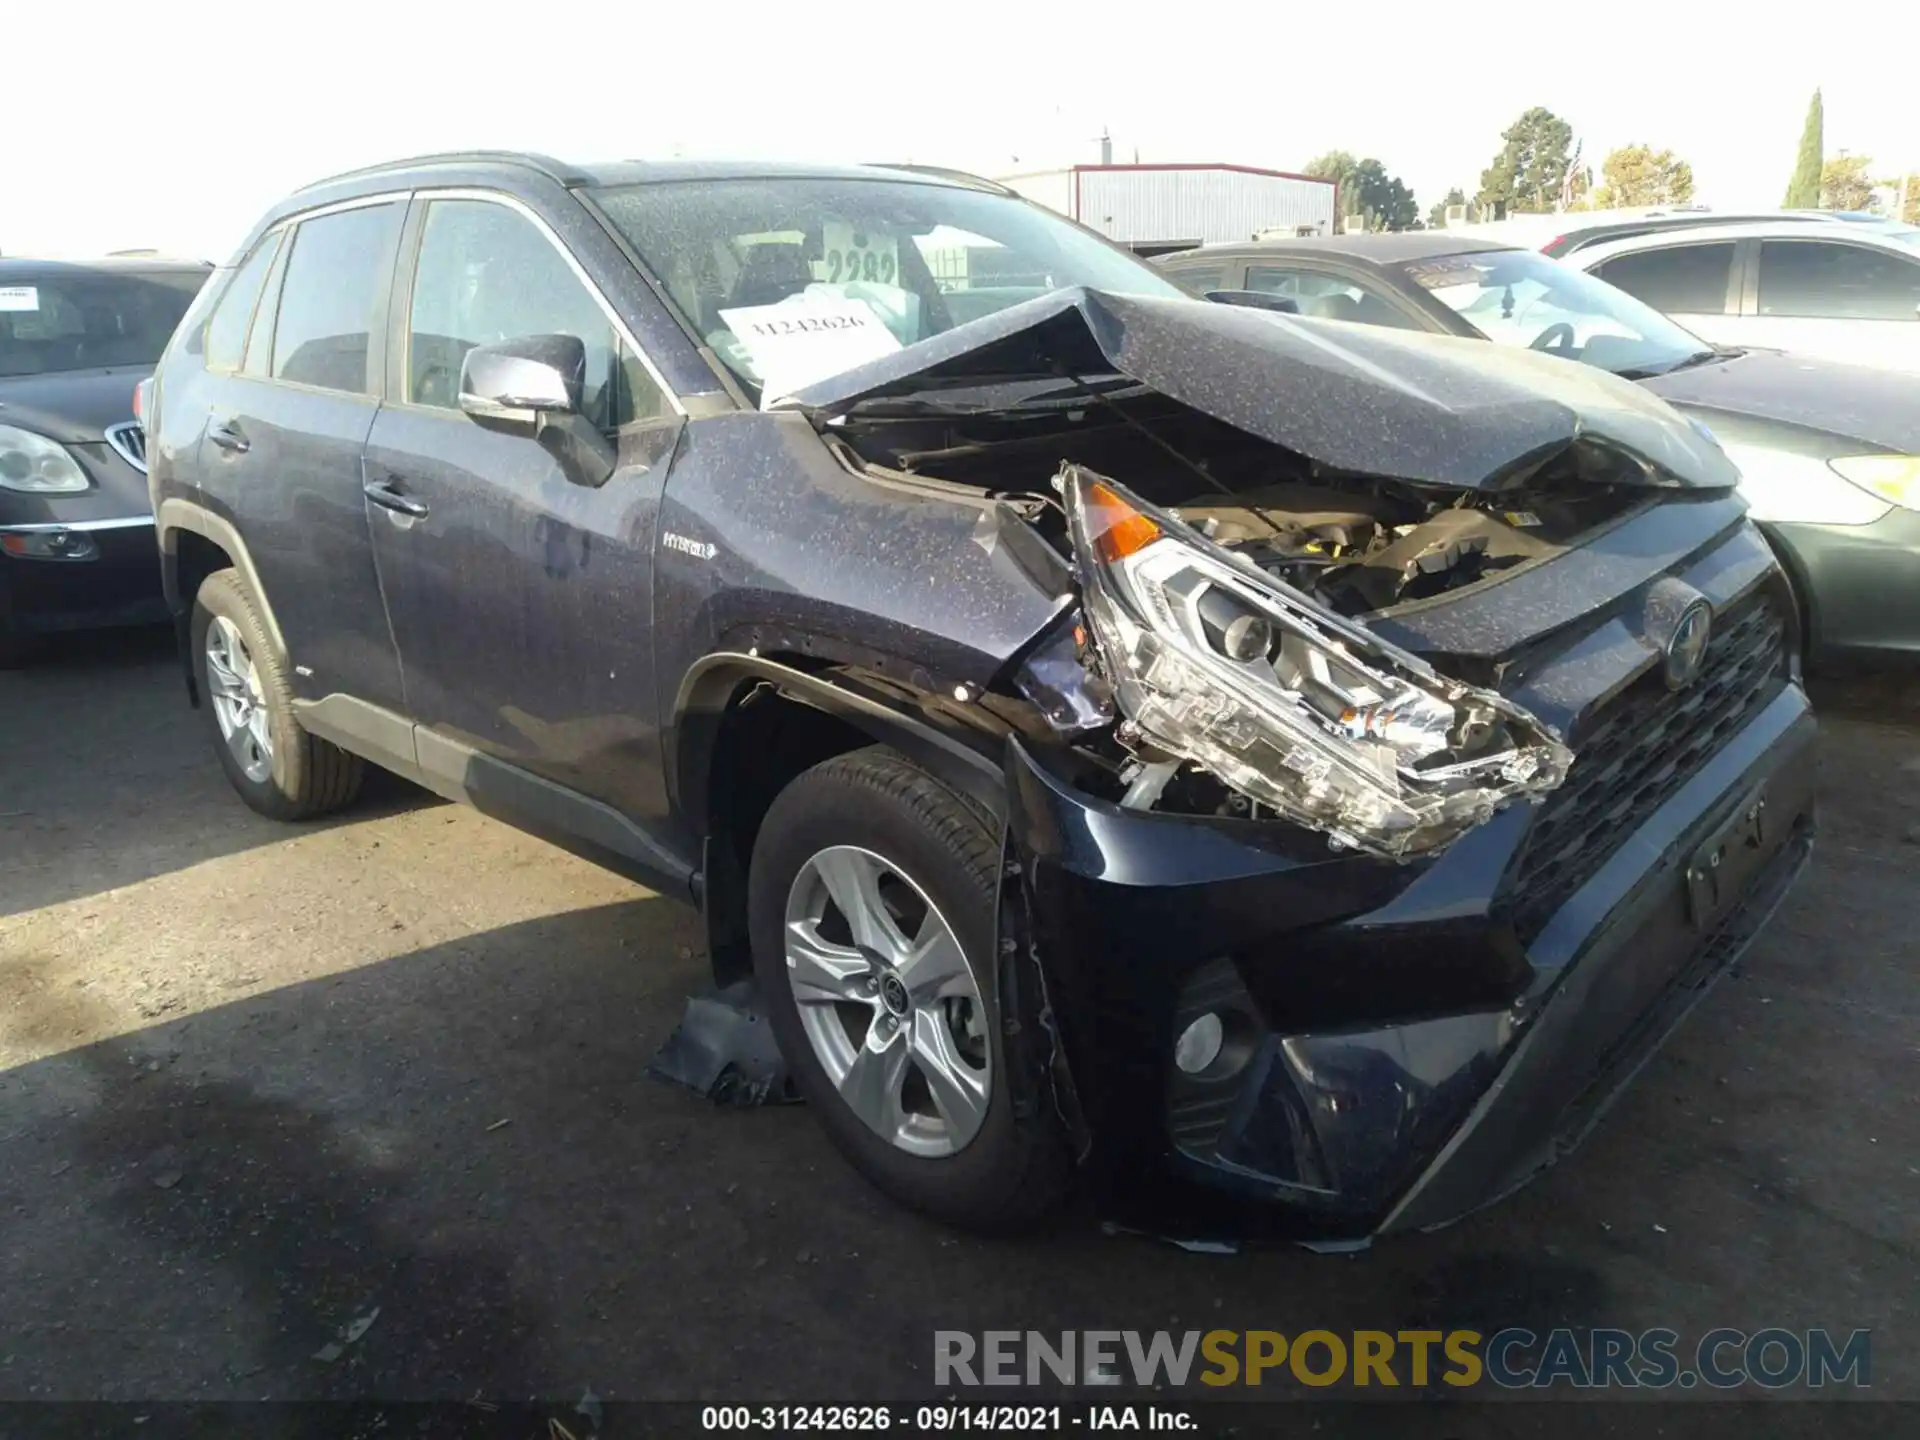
363,479,429,520
208,421,249,454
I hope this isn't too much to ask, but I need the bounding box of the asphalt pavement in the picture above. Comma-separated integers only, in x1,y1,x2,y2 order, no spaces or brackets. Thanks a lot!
1,628,1913,1435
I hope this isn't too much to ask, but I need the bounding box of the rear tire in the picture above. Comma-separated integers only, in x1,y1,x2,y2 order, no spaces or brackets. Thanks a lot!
191,568,363,820
749,747,1071,1233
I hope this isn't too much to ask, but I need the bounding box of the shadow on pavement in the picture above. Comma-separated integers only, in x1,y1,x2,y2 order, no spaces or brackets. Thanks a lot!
0,626,433,918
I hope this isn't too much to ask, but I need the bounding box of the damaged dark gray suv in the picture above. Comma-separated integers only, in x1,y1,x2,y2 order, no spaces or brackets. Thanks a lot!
146,153,1815,1240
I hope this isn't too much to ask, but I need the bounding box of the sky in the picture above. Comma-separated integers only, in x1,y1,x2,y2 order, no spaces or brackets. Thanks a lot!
7,0,1917,260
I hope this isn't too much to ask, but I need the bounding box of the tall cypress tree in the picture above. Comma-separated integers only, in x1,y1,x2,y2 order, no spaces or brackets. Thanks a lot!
1783,90,1824,207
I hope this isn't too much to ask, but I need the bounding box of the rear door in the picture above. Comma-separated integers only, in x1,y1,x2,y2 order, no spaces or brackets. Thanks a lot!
1742,237,1920,373
362,190,685,828
1586,239,1739,346
194,197,408,711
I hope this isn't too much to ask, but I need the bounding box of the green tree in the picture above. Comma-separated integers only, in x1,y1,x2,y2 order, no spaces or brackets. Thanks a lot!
1428,187,1468,228
1783,89,1824,207
1475,107,1575,215
1590,144,1697,208
1304,150,1420,230
1820,154,1875,210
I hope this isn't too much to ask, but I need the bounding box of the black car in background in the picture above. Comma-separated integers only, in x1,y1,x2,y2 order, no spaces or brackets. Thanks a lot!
147,154,1812,1242
1158,233,1920,667
0,256,209,663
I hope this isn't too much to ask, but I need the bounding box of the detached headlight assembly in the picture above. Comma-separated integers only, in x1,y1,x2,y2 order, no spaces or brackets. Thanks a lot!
1061,465,1572,860
0,424,89,494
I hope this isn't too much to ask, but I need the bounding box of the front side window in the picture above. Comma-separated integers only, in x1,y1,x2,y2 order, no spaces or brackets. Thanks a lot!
1590,242,1734,314
269,203,402,394
0,268,204,379
405,199,662,428
1757,241,1920,321
1401,248,1710,378
593,176,1186,395
1245,265,1423,330
204,237,280,372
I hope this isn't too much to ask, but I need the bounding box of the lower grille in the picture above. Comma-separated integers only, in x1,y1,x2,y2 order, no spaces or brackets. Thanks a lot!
1501,588,1789,944
104,421,147,474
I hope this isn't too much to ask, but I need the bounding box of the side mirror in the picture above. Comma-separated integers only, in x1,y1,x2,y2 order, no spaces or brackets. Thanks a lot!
458,334,586,420
457,334,616,489
1203,289,1300,315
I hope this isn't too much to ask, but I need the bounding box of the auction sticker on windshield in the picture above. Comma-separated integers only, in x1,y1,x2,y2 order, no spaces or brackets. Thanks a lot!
0,286,40,312
720,294,902,406
819,220,900,287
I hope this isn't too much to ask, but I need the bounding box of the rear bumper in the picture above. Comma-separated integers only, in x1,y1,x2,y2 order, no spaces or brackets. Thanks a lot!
1003,683,1816,1242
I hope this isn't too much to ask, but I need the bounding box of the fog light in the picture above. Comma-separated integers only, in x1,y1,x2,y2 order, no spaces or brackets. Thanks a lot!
1174,1012,1225,1074
1,528,98,561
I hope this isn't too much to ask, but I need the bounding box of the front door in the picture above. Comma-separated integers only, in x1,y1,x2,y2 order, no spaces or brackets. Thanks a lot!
362,193,684,828
194,199,409,712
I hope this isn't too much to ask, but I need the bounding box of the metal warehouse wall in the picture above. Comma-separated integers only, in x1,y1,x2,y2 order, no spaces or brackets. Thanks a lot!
997,170,1075,216
1076,168,1336,244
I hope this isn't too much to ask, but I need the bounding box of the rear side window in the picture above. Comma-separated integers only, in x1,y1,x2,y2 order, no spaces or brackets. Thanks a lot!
204,234,280,372
1247,265,1423,330
1592,243,1734,313
269,203,402,394
1757,241,1920,321
1168,264,1225,294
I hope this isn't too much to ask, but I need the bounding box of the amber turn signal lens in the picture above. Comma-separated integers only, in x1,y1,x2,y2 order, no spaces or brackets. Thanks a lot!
1084,481,1162,563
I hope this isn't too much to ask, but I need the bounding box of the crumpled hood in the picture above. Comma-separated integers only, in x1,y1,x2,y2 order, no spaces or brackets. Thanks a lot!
0,365,146,444
786,288,1740,491
1639,347,1920,454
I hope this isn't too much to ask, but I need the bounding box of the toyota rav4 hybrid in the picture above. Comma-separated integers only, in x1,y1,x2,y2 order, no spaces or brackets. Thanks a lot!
146,154,1815,1241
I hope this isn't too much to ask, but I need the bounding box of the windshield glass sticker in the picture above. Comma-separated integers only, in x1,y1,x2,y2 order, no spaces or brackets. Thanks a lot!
720,294,903,407
818,221,900,288
0,286,40,312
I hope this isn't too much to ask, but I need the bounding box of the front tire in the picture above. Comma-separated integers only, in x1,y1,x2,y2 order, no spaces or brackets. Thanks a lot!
191,568,363,820
749,747,1070,1232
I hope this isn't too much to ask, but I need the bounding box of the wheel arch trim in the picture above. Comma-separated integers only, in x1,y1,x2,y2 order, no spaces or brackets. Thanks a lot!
157,498,290,668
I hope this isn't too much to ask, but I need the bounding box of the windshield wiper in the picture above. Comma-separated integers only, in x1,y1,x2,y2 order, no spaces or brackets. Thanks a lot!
1614,349,1727,381
839,373,1146,418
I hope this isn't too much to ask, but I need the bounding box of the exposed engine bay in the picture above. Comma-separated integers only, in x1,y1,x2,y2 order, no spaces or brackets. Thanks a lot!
820,363,1721,856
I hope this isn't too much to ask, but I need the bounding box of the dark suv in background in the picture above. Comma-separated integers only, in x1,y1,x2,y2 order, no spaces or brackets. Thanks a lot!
147,152,1814,1240
1,256,208,663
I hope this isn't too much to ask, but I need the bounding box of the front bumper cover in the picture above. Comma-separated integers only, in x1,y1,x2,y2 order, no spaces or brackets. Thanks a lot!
1000,682,1816,1242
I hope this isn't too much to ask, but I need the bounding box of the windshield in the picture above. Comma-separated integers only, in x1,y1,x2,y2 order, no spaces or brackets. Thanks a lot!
593,177,1186,396
0,270,205,379
1397,249,1710,377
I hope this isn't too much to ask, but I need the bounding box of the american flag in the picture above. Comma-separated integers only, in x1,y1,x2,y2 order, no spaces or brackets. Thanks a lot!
1560,141,1586,210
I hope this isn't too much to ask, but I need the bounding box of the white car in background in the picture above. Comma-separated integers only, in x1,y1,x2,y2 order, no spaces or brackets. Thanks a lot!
1561,220,1920,376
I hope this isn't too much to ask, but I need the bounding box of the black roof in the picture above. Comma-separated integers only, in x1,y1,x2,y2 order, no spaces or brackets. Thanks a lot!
1170,231,1517,266
0,255,212,275
296,151,1007,195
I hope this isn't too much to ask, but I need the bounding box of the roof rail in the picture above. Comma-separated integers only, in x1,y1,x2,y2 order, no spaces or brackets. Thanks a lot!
295,150,589,193
864,163,1011,194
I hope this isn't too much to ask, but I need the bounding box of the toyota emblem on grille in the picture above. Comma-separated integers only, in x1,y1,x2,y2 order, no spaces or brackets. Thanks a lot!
1665,601,1713,690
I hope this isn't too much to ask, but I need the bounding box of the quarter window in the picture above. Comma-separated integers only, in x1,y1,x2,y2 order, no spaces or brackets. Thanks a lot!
405,199,664,428
204,236,280,373
268,203,402,394
1757,241,1920,321
1590,242,1734,314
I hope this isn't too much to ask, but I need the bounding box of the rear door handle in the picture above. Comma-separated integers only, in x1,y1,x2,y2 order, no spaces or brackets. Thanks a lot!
363,479,429,519
208,421,249,454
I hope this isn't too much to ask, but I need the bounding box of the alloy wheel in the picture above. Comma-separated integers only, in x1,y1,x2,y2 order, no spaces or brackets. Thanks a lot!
782,844,991,1157
204,614,273,784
